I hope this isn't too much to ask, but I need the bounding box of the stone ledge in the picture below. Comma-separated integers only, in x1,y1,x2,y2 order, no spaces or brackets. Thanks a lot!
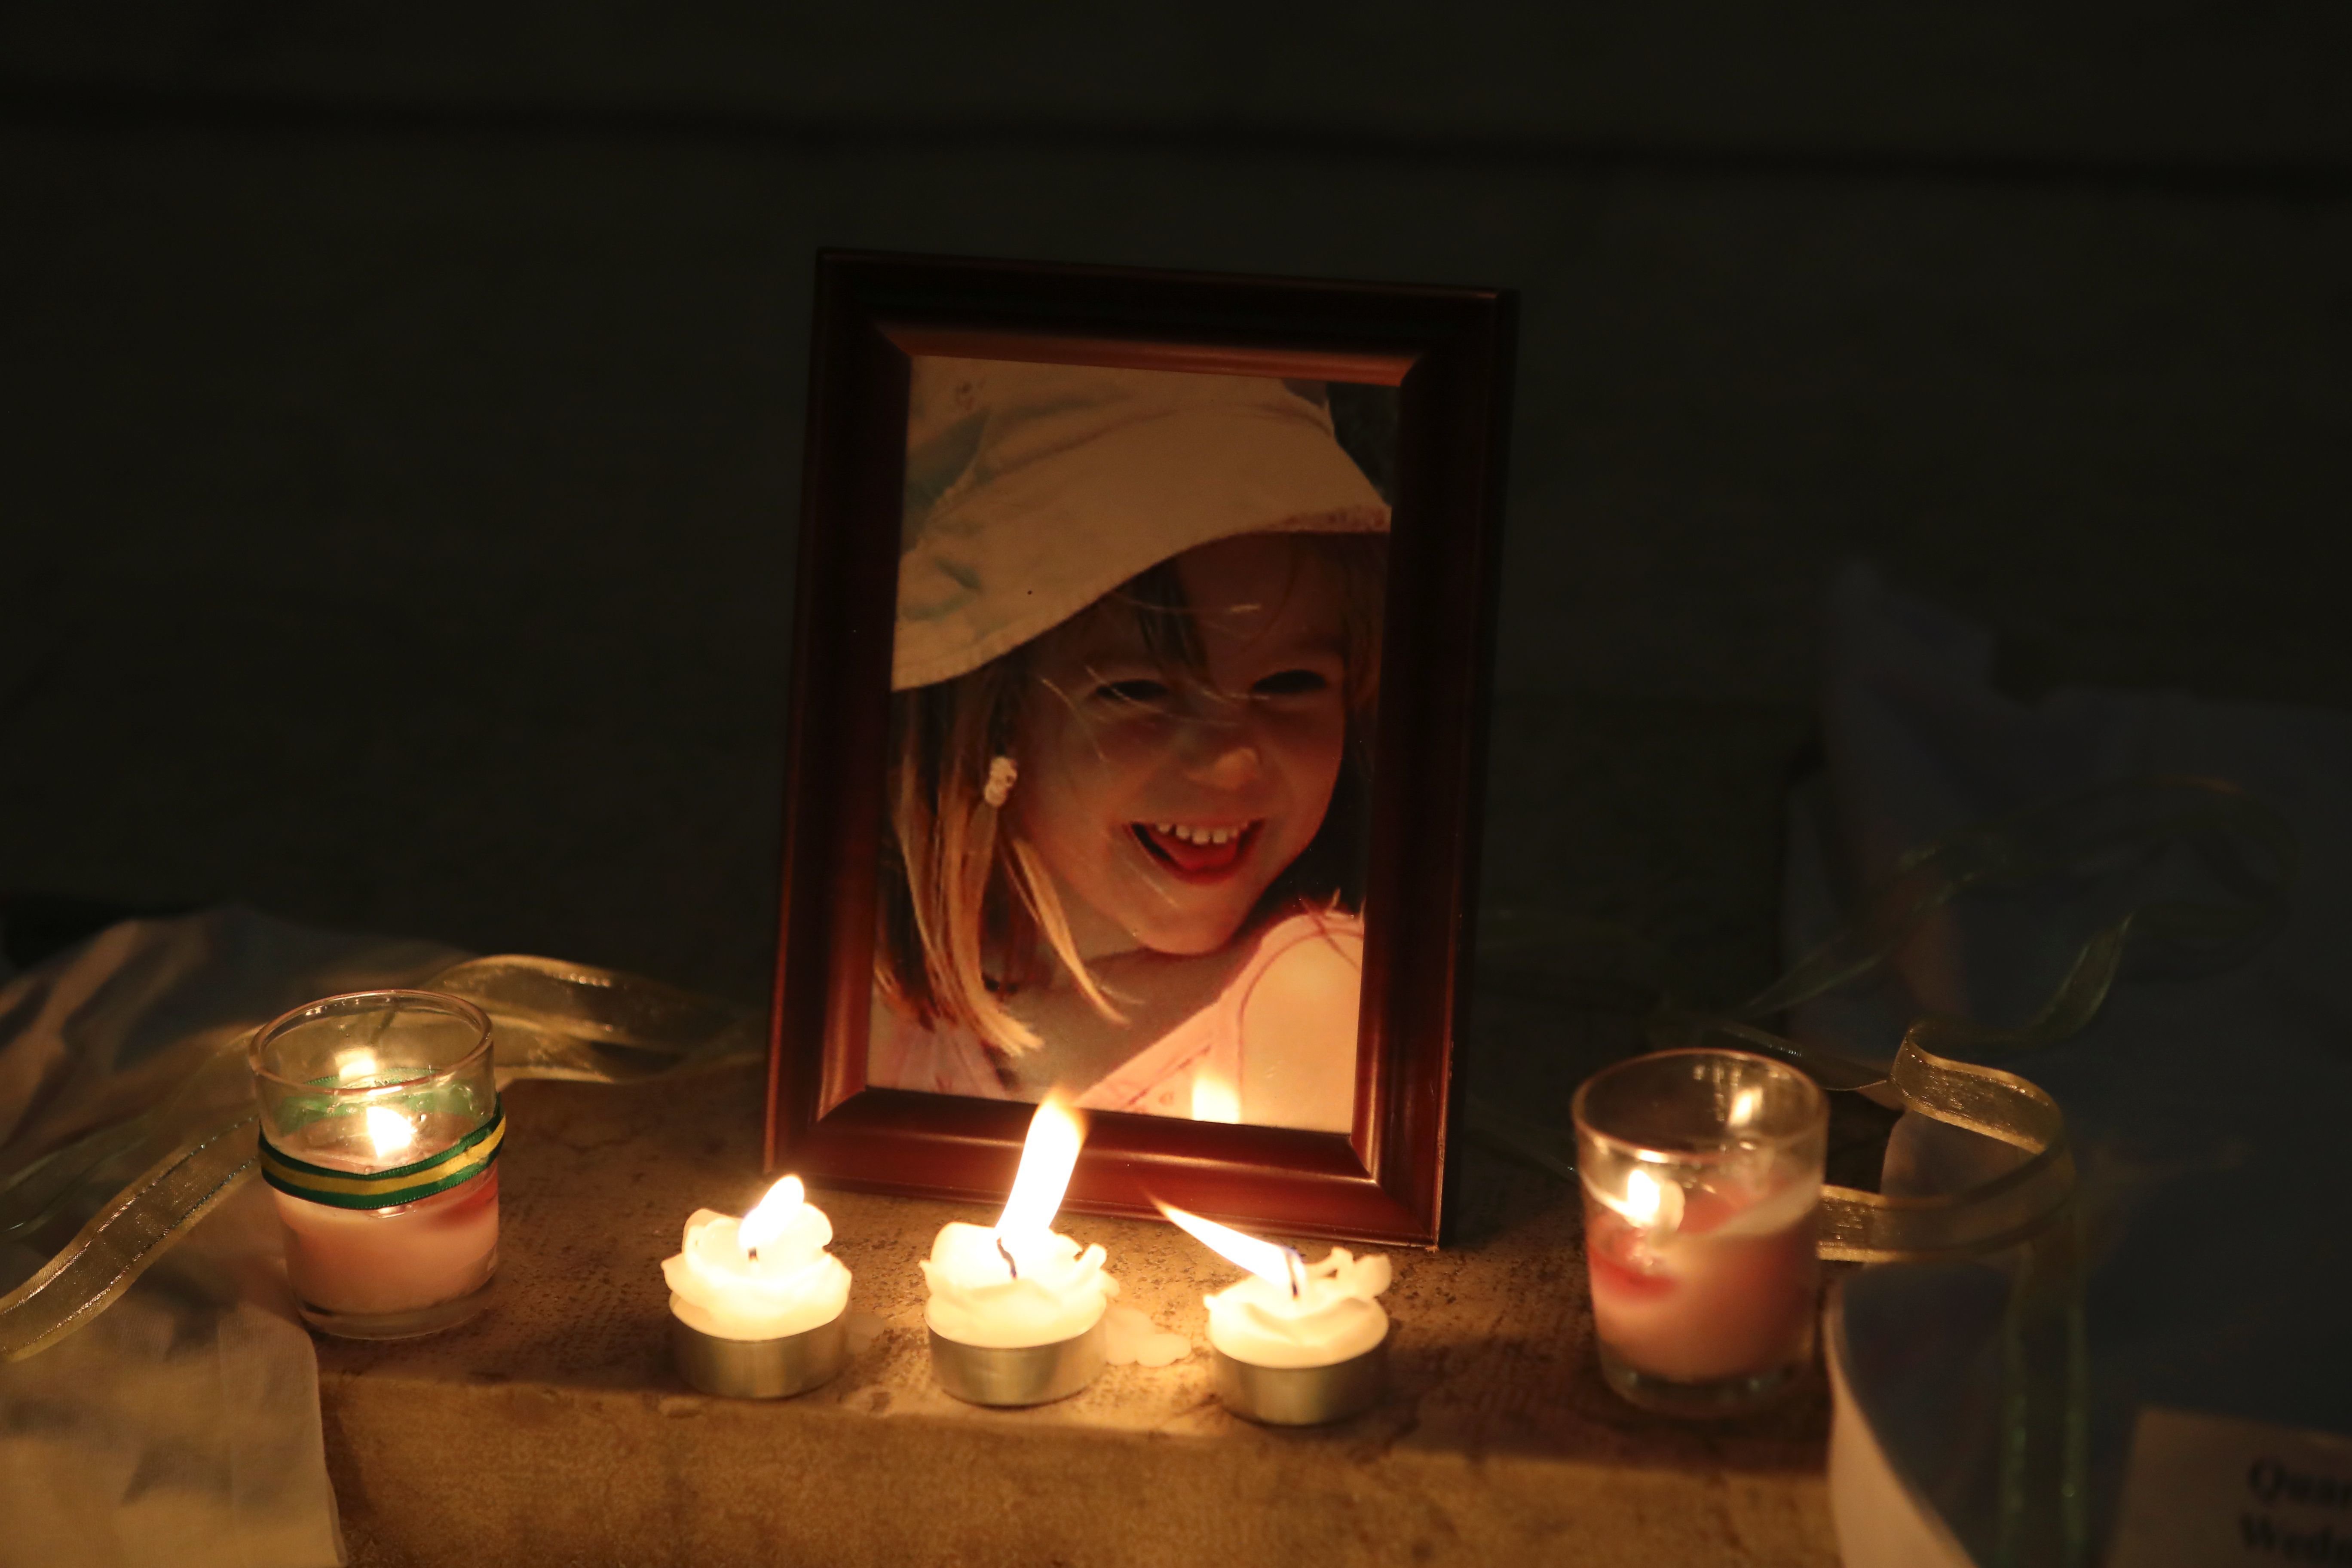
319,1067,1834,1567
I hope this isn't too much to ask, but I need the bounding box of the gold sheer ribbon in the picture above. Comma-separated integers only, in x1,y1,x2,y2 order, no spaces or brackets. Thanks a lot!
1727,774,2289,1266
0,954,760,1362
1475,776,2290,1258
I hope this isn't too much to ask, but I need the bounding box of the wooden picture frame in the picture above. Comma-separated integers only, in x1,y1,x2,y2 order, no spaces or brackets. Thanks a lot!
766,251,1515,1247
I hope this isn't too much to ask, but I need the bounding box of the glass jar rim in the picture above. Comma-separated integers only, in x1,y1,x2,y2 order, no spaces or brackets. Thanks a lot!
1571,1046,1827,1157
248,988,493,1093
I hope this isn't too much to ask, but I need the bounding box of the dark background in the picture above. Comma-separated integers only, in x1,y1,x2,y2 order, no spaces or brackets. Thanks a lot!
3,4,2347,1007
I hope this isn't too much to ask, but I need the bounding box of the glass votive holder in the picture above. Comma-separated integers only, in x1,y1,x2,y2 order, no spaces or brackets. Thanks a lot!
249,989,502,1339
1572,1048,1827,1417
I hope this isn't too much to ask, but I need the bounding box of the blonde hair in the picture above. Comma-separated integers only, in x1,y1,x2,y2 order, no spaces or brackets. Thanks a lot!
876,533,1385,1056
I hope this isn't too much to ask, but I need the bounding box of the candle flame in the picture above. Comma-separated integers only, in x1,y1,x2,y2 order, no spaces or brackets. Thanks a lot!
1625,1167,1662,1224
737,1175,805,1258
1618,1167,1686,1233
340,1051,378,1083
1153,1201,1304,1294
364,1104,415,1158
1728,1085,1763,1127
995,1093,1084,1241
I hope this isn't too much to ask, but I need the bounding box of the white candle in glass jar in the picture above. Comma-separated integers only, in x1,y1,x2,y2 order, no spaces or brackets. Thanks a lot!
662,1176,852,1341
269,1103,500,1317
922,1095,1117,1349
1570,1049,1828,1405
1582,1166,1817,1384
1158,1204,1390,1368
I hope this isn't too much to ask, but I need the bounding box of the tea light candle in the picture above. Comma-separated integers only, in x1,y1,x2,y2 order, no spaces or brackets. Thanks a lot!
1158,1203,1390,1424
921,1220,1114,1349
664,1176,852,1341
250,992,505,1340
922,1095,1118,1405
662,1175,854,1399
1160,1203,1389,1366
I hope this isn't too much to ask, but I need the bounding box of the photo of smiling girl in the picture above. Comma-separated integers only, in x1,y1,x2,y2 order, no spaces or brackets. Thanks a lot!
867,355,1391,1133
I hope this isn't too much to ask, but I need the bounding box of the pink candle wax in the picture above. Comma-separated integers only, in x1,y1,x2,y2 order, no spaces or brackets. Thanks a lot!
1583,1181,1817,1384
272,1112,500,1317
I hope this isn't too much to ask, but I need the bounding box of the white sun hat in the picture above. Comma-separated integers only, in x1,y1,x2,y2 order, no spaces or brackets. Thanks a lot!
892,356,1390,691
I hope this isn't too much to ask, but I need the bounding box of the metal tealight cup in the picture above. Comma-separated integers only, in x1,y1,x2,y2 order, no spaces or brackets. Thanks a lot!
671,1309,850,1400
928,1317,1108,1407
1213,1338,1387,1426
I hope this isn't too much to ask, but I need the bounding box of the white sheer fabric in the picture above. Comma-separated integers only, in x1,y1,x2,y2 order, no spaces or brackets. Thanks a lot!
0,908,460,1568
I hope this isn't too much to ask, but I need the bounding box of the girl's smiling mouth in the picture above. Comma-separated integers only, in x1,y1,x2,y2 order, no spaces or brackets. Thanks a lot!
1131,821,1262,882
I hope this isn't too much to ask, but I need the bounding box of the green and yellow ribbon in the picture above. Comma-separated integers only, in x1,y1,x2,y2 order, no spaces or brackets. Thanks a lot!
257,1100,506,1211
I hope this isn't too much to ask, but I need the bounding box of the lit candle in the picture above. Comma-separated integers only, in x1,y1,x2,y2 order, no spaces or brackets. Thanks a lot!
661,1174,855,1399
922,1095,1118,1405
264,1095,501,1322
1158,1203,1390,1424
1582,1164,1817,1384
251,993,505,1339
1573,1049,1826,1415
1160,1204,1390,1366
663,1176,852,1341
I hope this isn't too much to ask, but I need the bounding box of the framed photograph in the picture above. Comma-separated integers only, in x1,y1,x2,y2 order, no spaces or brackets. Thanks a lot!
766,251,1514,1246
